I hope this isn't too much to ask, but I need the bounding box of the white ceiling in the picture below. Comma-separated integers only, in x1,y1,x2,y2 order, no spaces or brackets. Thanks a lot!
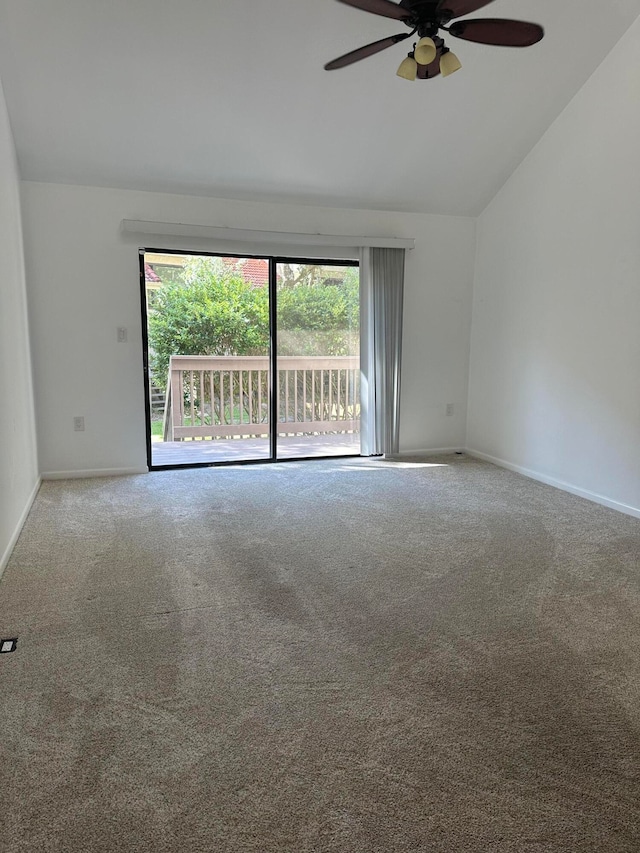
1,0,639,216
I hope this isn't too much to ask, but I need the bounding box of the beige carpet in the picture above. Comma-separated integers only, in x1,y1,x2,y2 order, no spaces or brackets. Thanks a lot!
1,454,639,852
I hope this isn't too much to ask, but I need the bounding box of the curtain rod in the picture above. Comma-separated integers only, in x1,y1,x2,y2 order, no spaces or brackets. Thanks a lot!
120,220,415,250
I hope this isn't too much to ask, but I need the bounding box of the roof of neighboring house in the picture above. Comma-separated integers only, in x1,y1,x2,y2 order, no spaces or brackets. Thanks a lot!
145,264,161,283
239,258,269,287
222,257,269,287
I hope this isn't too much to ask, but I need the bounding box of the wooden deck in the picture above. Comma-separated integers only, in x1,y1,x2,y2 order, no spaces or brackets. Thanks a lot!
150,432,361,467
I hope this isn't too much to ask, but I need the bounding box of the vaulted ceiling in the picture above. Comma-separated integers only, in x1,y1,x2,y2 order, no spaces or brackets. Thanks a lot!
1,0,639,216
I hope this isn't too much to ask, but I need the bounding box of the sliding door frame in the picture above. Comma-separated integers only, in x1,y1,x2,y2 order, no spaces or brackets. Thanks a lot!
139,248,360,471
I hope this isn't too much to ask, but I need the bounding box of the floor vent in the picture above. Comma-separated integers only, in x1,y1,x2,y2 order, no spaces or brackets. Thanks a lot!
0,638,18,653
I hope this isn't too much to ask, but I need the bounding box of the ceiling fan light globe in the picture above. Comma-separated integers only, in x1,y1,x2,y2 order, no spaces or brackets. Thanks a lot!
440,51,462,77
396,56,418,81
414,37,437,65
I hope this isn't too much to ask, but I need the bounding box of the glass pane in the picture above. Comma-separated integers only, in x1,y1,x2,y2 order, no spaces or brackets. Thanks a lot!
276,261,360,459
144,252,271,466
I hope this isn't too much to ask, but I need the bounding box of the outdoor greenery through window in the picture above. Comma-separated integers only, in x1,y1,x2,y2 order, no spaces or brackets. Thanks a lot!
143,252,360,466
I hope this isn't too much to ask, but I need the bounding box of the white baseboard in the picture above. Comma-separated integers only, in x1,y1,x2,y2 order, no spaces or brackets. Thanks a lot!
466,449,640,520
394,447,464,457
42,467,148,480
0,476,42,579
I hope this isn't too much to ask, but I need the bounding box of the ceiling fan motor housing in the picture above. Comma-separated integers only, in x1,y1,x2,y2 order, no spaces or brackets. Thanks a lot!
400,0,454,28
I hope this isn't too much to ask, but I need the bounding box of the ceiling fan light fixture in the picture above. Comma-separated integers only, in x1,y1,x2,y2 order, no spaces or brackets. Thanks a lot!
414,36,437,65
396,54,418,81
440,50,462,77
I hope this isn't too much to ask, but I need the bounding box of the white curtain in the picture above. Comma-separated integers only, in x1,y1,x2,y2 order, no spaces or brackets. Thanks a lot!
359,247,405,456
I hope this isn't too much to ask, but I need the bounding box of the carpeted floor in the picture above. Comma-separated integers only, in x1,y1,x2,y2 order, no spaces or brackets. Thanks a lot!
1,454,639,852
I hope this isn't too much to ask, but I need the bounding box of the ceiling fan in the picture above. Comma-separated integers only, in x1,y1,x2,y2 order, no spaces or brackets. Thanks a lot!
324,0,544,80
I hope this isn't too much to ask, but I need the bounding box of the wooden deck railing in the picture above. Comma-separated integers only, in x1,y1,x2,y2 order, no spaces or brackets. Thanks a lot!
162,355,360,441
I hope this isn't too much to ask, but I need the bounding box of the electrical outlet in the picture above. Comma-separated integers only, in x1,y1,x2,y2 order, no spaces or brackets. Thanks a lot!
73,416,85,432
117,327,128,343
445,403,454,417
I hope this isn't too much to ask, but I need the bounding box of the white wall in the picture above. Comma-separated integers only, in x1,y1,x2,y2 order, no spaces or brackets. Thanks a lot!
0,78,39,574
21,183,476,475
467,16,640,517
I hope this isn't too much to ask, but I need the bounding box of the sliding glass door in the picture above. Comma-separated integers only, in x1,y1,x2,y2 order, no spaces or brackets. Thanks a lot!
141,251,360,468
275,261,360,459
143,251,271,466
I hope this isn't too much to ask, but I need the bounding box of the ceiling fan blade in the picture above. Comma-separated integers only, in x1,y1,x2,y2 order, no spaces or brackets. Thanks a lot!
448,18,544,46
334,0,412,22
436,0,495,21
324,32,410,70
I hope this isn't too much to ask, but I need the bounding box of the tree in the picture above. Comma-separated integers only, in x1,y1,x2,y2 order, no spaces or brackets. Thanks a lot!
277,275,359,356
148,257,269,386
